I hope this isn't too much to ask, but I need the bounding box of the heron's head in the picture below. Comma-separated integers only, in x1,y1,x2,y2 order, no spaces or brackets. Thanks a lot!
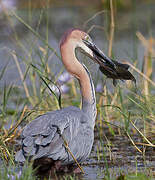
60,28,115,68
60,28,94,57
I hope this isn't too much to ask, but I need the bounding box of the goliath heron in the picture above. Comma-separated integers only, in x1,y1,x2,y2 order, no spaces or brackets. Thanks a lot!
15,28,113,173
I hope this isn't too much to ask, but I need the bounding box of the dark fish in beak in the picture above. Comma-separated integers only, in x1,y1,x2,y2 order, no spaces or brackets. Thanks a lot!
98,59,136,86
83,39,136,86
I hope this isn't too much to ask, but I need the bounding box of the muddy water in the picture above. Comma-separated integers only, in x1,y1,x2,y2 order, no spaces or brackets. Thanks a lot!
81,127,155,179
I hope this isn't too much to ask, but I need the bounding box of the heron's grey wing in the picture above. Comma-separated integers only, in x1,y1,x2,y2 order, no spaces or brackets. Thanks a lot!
22,112,58,137
15,107,82,163
41,108,84,162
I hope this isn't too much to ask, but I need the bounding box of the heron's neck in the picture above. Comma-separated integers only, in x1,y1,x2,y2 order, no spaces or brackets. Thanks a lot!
60,41,96,120
78,65,97,125
81,73,97,126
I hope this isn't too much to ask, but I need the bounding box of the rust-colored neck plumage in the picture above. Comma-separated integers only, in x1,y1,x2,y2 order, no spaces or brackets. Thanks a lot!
60,29,95,104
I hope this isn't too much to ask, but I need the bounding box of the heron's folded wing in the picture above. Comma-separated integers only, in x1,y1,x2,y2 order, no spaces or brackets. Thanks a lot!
16,107,82,162
22,108,76,137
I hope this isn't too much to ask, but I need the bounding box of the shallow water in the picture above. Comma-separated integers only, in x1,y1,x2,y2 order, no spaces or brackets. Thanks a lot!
82,127,155,179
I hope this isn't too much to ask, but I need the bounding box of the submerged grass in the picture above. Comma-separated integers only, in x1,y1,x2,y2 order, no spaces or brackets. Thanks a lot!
0,1,155,179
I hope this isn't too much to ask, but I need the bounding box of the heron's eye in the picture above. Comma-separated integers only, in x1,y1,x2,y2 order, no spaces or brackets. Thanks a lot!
85,35,92,42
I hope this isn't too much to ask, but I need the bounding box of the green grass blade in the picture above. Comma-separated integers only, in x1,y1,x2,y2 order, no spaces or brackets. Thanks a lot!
31,64,62,109
0,63,8,81
12,11,61,59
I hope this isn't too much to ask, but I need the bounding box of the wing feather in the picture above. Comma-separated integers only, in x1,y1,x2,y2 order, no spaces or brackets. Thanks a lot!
15,106,93,165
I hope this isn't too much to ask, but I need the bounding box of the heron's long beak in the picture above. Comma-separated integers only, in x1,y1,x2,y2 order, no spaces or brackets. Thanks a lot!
82,39,116,69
